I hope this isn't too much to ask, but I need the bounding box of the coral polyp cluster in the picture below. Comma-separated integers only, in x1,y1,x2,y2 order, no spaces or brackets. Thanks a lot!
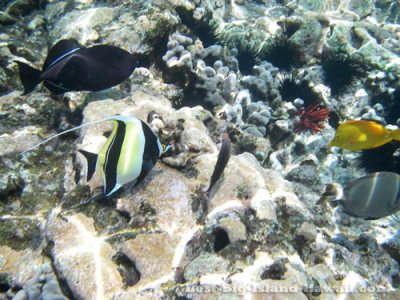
294,104,330,134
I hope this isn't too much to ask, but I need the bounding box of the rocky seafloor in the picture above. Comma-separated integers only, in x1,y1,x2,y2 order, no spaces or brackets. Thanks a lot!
1,0,400,299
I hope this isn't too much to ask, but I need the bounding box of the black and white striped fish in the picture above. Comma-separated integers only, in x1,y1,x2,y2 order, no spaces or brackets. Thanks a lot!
20,115,165,196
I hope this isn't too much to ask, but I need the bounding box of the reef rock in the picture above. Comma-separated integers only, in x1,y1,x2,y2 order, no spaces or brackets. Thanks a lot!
2,0,400,299
46,209,123,299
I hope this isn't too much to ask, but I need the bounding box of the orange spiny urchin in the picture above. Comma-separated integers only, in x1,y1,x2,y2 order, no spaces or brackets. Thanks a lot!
294,104,330,134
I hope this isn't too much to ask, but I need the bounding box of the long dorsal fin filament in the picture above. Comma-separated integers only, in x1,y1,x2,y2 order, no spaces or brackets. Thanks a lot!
19,116,117,155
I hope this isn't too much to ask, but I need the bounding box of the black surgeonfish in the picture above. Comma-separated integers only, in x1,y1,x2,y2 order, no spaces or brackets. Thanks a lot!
20,115,164,196
16,39,138,95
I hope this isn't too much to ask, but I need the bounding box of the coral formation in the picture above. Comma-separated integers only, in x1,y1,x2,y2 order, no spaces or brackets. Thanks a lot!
1,0,400,299
13,264,68,300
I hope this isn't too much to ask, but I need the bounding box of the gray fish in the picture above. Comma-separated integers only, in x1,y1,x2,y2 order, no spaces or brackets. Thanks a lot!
338,172,400,220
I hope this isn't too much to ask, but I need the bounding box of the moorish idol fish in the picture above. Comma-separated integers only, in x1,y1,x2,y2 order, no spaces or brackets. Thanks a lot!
16,39,138,95
335,172,400,220
20,115,165,196
328,119,400,151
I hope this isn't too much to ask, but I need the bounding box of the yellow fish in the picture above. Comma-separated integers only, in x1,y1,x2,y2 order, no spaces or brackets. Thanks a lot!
328,120,400,151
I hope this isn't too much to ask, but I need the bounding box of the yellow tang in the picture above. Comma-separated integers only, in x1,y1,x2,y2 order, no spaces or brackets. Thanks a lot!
328,120,400,151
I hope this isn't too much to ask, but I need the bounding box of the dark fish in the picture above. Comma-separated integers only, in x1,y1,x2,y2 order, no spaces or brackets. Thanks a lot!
316,183,340,205
20,115,165,196
206,132,231,195
338,172,400,220
17,39,138,95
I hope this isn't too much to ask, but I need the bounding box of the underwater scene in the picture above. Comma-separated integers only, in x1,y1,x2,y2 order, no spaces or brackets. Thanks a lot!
2,0,400,299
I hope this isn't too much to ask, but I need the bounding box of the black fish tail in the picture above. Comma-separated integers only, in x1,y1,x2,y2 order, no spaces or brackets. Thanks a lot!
16,61,42,95
78,149,98,181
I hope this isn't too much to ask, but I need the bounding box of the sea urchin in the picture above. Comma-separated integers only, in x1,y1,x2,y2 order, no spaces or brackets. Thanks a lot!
295,103,330,134
259,35,305,71
321,50,366,96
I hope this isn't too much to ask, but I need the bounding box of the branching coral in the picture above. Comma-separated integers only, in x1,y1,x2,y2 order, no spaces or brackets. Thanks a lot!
294,104,330,134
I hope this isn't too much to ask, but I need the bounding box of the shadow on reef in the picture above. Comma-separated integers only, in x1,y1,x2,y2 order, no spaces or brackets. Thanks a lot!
112,252,141,287
212,227,230,252
370,88,400,125
358,142,400,174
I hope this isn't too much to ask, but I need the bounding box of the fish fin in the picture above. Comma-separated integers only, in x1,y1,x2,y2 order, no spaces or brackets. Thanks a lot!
359,118,386,126
43,80,71,95
103,130,112,138
132,179,141,188
16,61,42,95
18,116,117,155
364,216,380,221
43,39,81,70
105,183,122,197
160,144,173,158
78,149,98,181
340,205,365,219
391,128,400,141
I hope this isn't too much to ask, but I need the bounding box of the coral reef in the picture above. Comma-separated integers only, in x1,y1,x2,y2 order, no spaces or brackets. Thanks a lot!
1,0,400,299
13,264,68,300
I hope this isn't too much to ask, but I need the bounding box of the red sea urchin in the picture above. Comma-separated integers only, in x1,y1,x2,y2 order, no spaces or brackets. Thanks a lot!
295,104,330,134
